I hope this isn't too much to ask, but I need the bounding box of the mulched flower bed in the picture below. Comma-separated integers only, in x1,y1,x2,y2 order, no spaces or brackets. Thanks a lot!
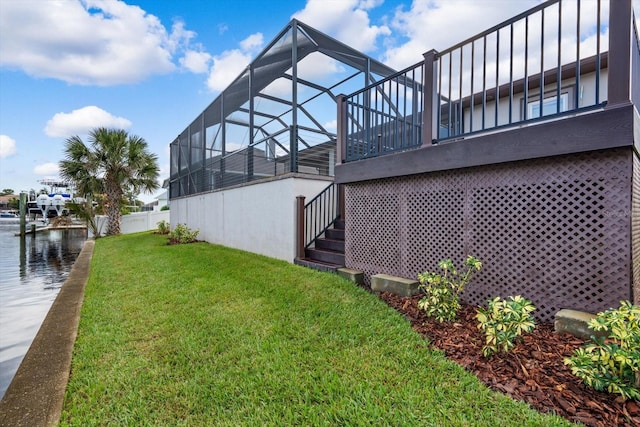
379,292,640,427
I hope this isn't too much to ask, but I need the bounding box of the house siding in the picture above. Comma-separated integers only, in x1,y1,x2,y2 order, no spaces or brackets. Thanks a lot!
463,69,609,134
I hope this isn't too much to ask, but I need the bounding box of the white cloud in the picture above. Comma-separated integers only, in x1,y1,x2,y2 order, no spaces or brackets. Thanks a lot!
166,19,196,52
180,50,212,74
240,33,264,52
296,53,345,81
260,54,347,98
292,0,390,52
206,32,264,92
261,78,293,98
34,162,60,176
206,50,251,92
0,0,203,85
358,0,384,9
0,135,17,158
44,106,132,138
323,120,337,132
384,0,540,69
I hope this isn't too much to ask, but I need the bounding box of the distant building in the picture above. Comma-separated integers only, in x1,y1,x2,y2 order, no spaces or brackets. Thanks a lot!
141,190,168,212
0,194,18,210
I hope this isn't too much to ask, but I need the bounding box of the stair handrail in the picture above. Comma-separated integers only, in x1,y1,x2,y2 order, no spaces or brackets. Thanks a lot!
301,183,339,253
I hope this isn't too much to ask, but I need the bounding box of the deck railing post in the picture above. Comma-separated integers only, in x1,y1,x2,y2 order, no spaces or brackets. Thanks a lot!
296,195,305,259
607,0,632,108
336,94,347,164
338,184,345,221
422,49,438,147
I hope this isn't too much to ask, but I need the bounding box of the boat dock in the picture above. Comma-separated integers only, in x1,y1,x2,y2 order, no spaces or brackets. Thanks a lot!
15,224,87,236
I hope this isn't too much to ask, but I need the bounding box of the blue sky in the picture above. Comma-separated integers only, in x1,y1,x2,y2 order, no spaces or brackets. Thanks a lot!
1,0,632,202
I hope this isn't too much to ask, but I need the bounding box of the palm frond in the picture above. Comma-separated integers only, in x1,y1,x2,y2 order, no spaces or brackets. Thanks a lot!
58,127,160,235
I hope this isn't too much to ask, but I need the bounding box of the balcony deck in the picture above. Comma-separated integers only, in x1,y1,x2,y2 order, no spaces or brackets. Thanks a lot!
336,0,639,170
334,0,640,321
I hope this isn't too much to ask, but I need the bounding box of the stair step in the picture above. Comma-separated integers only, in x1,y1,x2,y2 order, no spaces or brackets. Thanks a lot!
315,238,345,252
325,228,344,240
334,219,345,230
294,257,342,273
305,248,345,266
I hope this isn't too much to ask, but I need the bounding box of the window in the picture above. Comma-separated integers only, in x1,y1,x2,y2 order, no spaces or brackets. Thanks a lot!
523,91,570,120
439,100,463,138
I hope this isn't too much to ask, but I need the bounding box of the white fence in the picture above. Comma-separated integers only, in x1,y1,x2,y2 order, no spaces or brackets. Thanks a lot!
93,210,170,237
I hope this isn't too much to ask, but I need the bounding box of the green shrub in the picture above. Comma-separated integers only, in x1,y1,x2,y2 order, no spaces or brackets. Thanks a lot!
161,205,170,211
156,220,170,235
476,295,536,357
417,256,482,322
564,301,640,401
168,223,199,245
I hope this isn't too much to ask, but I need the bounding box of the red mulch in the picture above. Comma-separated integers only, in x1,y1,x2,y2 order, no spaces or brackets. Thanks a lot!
379,292,640,427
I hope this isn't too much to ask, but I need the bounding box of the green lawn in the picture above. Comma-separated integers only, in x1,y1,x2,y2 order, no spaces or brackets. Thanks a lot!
60,232,573,426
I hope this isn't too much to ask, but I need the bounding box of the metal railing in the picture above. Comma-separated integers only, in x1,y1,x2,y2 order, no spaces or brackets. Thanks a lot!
341,0,621,162
170,125,336,197
302,182,338,249
343,62,425,162
437,0,607,140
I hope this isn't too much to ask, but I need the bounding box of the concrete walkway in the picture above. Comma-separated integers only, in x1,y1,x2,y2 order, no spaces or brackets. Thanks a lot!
0,240,95,427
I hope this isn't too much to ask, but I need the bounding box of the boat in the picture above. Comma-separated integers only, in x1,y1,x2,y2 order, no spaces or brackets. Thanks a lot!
0,211,20,223
26,178,83,223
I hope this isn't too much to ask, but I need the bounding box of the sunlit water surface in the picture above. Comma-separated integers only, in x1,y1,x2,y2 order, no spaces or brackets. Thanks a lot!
0,224,86,399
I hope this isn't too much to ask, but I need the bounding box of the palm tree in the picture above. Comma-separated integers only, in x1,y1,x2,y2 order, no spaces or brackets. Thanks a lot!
59,128,160,236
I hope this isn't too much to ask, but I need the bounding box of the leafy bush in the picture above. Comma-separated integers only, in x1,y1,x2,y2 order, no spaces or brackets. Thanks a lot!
68,196,103,238
564,301,640,401
417,256,482,322
156,220,170,235
168,223,199,245
161,205,170,211
476,295,536,357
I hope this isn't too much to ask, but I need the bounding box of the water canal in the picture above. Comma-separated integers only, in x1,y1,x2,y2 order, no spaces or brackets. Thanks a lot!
0,224,86,399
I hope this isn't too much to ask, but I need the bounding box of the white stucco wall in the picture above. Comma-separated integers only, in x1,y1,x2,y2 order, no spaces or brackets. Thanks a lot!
170,175,332,262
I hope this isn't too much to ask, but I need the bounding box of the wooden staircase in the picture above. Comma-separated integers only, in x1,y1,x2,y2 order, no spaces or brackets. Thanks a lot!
294,219,345,272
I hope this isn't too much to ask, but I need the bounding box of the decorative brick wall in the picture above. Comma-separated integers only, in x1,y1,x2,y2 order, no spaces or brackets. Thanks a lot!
345,148,634,321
